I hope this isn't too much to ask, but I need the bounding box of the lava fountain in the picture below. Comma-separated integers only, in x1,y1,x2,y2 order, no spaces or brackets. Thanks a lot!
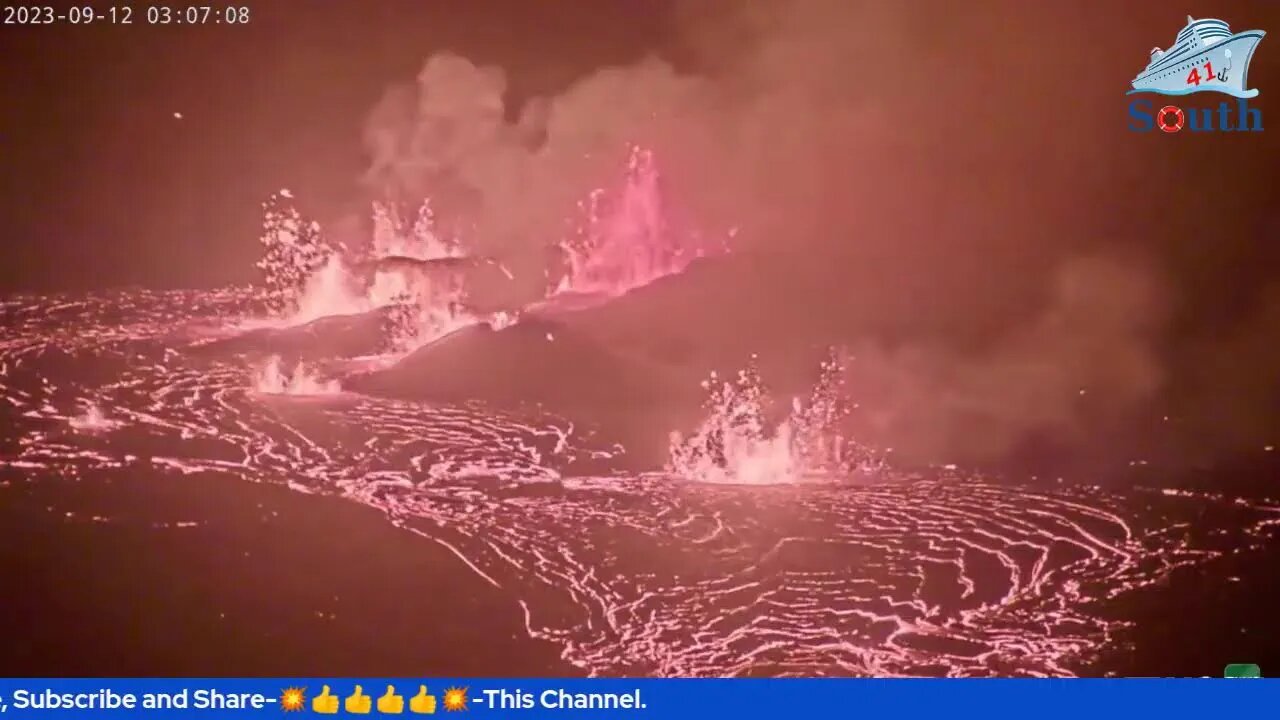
668,352,880,484
252,355,341,395
555,145,726,297
252,145,727,354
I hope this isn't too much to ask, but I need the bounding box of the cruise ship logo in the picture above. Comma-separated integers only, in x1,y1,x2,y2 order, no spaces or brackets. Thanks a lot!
1127,16,1265,133
1130,15,1264,98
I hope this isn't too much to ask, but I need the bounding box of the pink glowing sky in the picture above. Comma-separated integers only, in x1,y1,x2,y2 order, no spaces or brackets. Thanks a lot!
1,0,1278,467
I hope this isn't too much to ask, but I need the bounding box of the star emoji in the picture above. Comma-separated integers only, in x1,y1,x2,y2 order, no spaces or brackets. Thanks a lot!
280,687,306,712
443,687,468,711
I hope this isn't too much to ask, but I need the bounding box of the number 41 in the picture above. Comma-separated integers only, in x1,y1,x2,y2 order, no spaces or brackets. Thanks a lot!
1186,60,1215,86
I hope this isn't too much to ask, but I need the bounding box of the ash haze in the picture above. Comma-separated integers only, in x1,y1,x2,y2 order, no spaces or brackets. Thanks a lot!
1,0,1276,469
346,0,1280,468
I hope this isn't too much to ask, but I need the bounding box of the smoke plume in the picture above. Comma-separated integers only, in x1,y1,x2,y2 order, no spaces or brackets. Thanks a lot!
352,0,1279,470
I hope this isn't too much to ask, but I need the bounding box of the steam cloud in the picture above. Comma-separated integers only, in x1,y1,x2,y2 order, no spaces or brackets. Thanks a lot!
351,0,1278,470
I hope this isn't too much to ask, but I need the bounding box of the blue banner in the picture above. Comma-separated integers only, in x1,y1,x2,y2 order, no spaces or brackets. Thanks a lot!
0,678,1274,719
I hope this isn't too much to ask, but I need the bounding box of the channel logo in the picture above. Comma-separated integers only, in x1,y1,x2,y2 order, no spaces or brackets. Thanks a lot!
1126,15,1265,133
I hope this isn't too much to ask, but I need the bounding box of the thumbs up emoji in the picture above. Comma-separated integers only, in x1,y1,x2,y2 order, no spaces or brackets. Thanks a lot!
378,686,405,714
409,686,437,715
346,685,373,715
312,685,339,715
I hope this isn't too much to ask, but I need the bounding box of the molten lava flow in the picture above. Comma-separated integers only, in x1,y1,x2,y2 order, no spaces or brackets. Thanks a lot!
252,355,340,395
668,352,879,484
6,290,1278,678
555,146,724,297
